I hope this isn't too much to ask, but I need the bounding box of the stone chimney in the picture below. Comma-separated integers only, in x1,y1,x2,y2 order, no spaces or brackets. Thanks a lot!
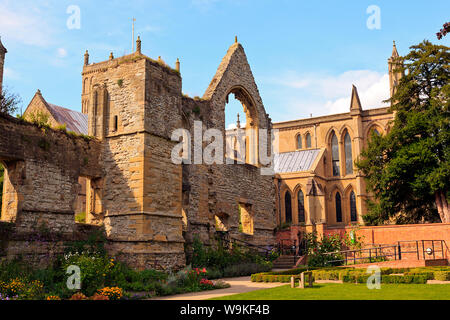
136,36,141,54
175,58,180,72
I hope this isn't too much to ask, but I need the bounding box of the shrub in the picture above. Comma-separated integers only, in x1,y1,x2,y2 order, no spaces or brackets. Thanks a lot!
97,287,123,300
69,292,88,300
434,271,450,281
90,293,109,300
61,252,115,296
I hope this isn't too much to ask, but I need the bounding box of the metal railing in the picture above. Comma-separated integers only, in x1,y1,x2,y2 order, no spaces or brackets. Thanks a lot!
322,239,446,266
214,232,274,258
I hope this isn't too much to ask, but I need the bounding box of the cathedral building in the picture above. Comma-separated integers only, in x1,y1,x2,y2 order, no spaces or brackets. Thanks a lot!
271,42,402,239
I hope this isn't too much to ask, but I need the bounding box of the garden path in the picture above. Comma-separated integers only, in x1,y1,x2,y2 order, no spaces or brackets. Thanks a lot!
150,276,285,300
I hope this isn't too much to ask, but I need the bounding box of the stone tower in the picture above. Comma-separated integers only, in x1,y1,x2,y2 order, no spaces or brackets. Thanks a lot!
81,38,186,269
0,37,7,95
388,41,403,100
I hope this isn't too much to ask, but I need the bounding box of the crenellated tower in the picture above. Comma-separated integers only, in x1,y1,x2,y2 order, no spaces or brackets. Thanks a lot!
80,37,186,269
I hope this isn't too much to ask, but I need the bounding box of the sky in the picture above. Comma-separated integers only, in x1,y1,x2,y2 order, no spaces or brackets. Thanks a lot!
1,0,449,128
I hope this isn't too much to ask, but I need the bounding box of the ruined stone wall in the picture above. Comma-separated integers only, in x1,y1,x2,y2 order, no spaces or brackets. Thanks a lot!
0,114,102,264
181,43,276,249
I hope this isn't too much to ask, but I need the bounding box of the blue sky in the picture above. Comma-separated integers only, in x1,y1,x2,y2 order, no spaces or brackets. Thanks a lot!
1,0,449,127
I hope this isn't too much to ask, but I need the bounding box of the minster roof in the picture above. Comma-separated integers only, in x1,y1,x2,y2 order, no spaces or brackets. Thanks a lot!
274,149,321,173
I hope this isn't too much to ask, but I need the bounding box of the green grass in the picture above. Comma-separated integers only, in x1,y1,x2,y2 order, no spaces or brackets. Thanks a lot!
210,283,450,300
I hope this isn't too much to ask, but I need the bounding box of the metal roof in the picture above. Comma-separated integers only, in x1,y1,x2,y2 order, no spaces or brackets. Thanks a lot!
46,103,88,135
274,149,321,173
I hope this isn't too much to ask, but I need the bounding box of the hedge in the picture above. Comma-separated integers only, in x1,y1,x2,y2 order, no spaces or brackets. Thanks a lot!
251,266,450,283
434,271,450,281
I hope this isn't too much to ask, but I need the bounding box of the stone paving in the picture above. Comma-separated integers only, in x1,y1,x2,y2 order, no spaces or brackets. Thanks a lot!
150,276,285,300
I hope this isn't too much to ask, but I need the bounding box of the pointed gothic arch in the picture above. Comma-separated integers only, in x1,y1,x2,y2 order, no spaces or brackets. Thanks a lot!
284,191,292,223
343,130,353,175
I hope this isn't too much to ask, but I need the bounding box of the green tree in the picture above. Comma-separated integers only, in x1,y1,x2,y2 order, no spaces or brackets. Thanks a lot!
356,40,449,224
0,87,21,115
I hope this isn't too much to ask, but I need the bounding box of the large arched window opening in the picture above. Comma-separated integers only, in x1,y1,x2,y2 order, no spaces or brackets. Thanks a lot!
305,133,312,148
350,191,357,222
284,192,292,223
297,190,305,223
344,132,353,175
296,134,302,149
225,87,259,166
331,132,340,176
335,192,342,223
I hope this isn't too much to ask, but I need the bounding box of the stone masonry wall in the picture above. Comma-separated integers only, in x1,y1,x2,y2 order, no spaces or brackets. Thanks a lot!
0,113,102,265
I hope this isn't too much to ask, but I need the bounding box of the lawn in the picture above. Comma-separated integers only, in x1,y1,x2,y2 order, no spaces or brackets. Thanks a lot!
210,283,450,300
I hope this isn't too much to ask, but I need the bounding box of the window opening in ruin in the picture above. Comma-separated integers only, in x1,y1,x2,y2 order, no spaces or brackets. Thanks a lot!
225,87,258,165
0,161,19,222
113,115,118,132
74,176,88,223
238,203,253,235
215,213,229,232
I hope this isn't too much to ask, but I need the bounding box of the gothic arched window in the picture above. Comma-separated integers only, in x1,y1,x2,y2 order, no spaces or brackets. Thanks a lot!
297,190,305,223
350,191,357,222
306,133,312,148
331,132,340,176
297,134,302,149
335,192,342,223
344,132,353,175
285,192,292,223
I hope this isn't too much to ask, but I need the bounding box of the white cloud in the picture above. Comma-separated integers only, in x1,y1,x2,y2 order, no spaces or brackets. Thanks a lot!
263,69,390,121
0,1,54,47
226,122,246,130
57,48,68,58
4,67,20,80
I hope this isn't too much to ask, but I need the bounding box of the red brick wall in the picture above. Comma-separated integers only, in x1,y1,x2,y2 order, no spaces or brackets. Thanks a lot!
325,223,450,260
275,223,450,261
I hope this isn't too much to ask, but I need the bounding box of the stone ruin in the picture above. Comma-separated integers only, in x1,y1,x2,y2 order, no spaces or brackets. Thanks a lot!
0,38,277,269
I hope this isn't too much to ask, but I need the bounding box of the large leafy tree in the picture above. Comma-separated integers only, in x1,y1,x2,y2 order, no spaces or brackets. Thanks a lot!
356,40,449,225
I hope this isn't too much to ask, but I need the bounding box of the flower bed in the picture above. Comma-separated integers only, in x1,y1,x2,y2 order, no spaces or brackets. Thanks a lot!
0,255,230,300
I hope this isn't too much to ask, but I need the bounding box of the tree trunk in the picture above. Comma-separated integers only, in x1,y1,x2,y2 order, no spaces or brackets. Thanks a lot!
435,190,450,223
